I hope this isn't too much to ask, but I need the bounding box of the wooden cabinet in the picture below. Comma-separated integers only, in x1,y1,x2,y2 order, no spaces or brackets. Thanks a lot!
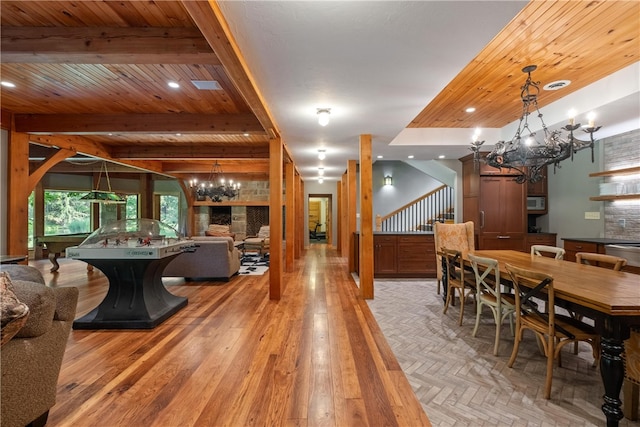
526,166,548,196
354,233,436,278
374,235,397,275
397,235,437,275
562,239,602,263
477,176,526,251
525,233,557,253
462,154,527,252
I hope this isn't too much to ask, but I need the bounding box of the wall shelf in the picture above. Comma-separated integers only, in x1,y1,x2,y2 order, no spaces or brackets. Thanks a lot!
589,166,640,177
589,194,640,201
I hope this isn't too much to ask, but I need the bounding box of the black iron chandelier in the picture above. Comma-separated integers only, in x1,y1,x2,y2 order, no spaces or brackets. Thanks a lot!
470,65,601,183
189,161,239,202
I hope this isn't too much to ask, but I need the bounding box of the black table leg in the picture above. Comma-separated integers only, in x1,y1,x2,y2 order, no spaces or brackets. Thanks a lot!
600,318,628,427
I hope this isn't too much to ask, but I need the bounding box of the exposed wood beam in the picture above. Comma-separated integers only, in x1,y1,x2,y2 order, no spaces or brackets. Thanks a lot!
14,114,263,134
1,27,220,64
111,144,270,160
163,159,270,174
28,134,167,175
28,148,76,189
182,1,280,140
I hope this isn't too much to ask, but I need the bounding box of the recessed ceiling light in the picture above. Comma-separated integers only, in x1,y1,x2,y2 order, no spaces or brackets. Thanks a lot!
176,133,181,136
318,149,326,160
408,155,414,159
438,155,445,159
543,80,571,91
465,107,476,113
377,155,383,159
243,133,249,137
168,81,180,89
1,81,16,88
191,80,222,90
318,178,324,184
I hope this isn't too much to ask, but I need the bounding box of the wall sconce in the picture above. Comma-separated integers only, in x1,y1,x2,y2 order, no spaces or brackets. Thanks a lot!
317,108,331,126
318,149,326,160
384,175,393,186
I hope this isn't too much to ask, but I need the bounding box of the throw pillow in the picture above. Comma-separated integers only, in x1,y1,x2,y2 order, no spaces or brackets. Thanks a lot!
0,271,30,346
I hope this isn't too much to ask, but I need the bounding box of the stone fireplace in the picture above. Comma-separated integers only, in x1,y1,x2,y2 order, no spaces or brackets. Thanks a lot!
193,205,269,241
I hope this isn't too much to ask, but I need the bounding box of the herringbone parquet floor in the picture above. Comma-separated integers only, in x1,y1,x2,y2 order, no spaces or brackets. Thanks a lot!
367,279,638,427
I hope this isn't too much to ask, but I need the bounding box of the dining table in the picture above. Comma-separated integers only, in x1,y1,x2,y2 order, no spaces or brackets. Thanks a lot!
450,250,640,427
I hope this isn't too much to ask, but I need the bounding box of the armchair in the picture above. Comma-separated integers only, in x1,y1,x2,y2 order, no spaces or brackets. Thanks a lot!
244,225,270,256
1,265,79,427
433,221,475,294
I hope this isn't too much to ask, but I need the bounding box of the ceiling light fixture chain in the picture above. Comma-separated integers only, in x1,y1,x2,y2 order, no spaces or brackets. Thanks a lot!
80,161,126,204
470,65,600,184
189,161,240,202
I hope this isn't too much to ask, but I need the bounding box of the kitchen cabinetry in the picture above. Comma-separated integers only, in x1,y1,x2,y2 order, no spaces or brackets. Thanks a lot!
354,233,436,278
526,166,548,196
588,166,640,201
526,233,557,253
374,235,397,275
461,154,526,252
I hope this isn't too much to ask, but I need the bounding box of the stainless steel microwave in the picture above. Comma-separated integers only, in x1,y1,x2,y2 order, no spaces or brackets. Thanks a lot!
527,196,546,212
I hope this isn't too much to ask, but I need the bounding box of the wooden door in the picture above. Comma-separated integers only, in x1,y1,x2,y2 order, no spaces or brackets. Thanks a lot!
309,201,321,234
478,176,526,251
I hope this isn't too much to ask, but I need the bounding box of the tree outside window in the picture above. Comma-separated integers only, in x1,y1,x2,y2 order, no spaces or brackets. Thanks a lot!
159,194,179,231
44,190,91,235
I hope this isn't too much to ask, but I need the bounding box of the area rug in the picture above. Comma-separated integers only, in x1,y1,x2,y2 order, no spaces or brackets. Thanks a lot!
239,254,269,275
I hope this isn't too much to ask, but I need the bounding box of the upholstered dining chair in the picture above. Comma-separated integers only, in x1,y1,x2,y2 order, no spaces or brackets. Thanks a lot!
530,245,565,260
433,221,475,294
505,263,600,399
576,252,627,271
442,248,476,326
468,254,515,356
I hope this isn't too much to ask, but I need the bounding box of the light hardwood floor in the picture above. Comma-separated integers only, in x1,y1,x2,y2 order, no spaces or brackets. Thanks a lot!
30,245,429,427
24,246,637,426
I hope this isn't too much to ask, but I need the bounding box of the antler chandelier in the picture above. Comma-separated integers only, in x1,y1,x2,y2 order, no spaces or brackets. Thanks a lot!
470,65,601,183
189,161,240,202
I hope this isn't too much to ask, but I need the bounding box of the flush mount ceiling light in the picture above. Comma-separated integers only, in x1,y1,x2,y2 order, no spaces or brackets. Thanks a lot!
318,167,325,176
318,177,324,184
470,65,600,184
317,108,331,126
318,149,326,160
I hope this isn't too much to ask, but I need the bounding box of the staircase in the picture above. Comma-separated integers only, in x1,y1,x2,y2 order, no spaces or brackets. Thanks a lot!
376,185,454,232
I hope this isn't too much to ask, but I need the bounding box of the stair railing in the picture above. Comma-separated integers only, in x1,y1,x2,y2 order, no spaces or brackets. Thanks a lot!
376,185,454,232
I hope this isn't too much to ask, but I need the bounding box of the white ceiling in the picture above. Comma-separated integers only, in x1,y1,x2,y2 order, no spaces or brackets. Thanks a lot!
218,1,639,183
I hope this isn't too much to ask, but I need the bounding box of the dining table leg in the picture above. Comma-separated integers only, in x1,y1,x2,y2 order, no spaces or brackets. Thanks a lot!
600,318,629,427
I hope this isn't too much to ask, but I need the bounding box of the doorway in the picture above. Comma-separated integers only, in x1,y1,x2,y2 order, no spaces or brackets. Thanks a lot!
308,194,332,245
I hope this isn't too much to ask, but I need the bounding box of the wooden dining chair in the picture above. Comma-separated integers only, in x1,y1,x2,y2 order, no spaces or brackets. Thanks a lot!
468,254,515,356
441,248,476,326
505,263,600,399
530,245,565,260
576,252,627,271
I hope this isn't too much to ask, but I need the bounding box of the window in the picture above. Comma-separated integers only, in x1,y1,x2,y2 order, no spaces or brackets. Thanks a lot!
44,190,91,235
159,194,179,230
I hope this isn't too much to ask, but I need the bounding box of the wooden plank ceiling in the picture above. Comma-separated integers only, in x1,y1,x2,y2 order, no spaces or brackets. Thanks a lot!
1,0,638,180
0,0,279,181
409,0,640,128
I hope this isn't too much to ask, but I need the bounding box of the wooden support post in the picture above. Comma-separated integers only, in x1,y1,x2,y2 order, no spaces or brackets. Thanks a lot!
359,134,374,299
340,173,348,258
269,138,283,300
6,131,30,259
347,160,357,272
285,162,295,272
336,180,342,256
295,174,304,258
